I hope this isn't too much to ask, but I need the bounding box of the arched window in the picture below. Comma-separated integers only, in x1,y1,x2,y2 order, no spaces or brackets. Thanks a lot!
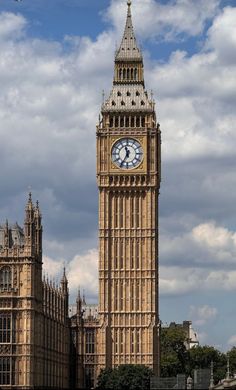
134,68,138,80
127,68,130,80
123,68,126,80
0,267,12,290
119,68,122,80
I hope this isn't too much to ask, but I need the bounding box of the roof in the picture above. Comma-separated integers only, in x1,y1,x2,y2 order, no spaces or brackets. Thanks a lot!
102,84,154,112
115,0,142,62
0,223,24,248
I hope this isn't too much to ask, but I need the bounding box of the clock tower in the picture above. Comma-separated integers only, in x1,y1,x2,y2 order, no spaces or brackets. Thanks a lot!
97,0,161,376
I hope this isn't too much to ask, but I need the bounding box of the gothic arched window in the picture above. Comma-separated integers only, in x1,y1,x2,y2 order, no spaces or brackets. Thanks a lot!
0,267,12,291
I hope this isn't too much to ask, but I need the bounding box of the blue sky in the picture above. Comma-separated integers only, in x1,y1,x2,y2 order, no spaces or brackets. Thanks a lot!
0,0,236,351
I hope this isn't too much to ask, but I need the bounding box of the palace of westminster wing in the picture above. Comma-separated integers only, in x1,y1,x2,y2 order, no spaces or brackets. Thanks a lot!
0,1,162,389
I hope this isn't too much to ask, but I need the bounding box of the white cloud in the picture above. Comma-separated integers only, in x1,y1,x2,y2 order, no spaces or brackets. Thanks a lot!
0,12,26,41
189,305,218,326
228,335,236,347
67,249,98,298
42,249,98,300
105,0,220,40
43,255,64,279
161,221,236,268
192,223,236,250
206,7,236,65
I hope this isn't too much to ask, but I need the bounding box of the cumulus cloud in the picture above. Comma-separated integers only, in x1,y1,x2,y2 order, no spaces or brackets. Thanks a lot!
43,249,98,301
189,305,218,326
161,221,236,269
0,12,26,41
105,0,220,40
67,249,98,300
228,335,236,347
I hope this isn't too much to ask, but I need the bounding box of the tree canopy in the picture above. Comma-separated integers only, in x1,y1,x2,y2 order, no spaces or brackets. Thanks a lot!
96,364,153,390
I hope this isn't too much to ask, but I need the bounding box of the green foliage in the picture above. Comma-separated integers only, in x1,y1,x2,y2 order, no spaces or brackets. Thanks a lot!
161,326,189,377
228,347,236,375
189,345,226,383
96,364,153,390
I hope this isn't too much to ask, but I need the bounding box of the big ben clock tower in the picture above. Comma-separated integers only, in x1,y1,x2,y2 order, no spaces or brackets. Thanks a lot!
97,0,161,376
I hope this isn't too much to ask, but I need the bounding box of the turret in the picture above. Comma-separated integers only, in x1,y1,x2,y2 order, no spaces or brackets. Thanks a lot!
61,267,68,295
61,267,69,318
34,200,42,255
24,192,35,251
76,288,83,325
3,219,9,248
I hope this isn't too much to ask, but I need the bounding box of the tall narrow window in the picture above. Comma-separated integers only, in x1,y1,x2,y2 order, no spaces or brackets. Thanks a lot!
131,240,134,269
134,68,137,80
136,240,140,269
85,366,94,389
85,330,95,354
0,267,12,290
114,329,118,354
120,196,124,227
0,357,11,385
114,282,118,311
136,196,140,228
0,314,11,343
131,197,135,228
127,68,130,80
137,329,140,353
131,281,135,311
120,281,124,311
131,330,135,353
120,329,124,354
136,281,140,310
114,197,118,228
114,240,118,269
120,240,124,269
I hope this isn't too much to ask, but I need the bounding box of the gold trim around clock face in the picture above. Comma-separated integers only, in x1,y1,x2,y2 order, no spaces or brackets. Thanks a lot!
110,136,146,172
111,137,143,170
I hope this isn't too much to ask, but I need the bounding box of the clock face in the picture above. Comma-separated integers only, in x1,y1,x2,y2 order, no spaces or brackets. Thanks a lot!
111,138,143,170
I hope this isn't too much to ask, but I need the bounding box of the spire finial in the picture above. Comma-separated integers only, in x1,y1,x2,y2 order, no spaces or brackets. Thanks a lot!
127,0,131,7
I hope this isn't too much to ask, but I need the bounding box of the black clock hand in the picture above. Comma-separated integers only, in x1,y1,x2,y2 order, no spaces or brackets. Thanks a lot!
120,152,128,167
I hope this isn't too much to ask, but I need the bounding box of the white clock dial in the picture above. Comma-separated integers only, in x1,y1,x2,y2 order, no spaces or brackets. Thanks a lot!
111,138,143,170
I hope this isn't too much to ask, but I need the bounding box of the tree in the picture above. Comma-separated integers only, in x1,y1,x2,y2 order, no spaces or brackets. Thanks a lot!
227,347,236,375
189,345,226,383
161,326,189,377
96,364,153,390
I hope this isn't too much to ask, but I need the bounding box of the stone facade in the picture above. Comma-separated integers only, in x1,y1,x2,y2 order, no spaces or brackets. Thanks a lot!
96,0,161,380
0,195,70,389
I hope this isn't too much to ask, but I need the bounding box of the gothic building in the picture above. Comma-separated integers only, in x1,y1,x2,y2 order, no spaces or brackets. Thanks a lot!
0,1,161,389
96,0,161,379
0,194,70,389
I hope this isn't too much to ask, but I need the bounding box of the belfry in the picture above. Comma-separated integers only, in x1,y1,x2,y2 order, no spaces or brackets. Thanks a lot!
96,0,161,376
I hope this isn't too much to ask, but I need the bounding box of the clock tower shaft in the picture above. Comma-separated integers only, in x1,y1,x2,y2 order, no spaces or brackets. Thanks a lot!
96,1,161,376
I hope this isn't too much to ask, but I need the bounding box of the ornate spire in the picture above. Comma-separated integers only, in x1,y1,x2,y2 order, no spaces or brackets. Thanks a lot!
115,0,142,61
